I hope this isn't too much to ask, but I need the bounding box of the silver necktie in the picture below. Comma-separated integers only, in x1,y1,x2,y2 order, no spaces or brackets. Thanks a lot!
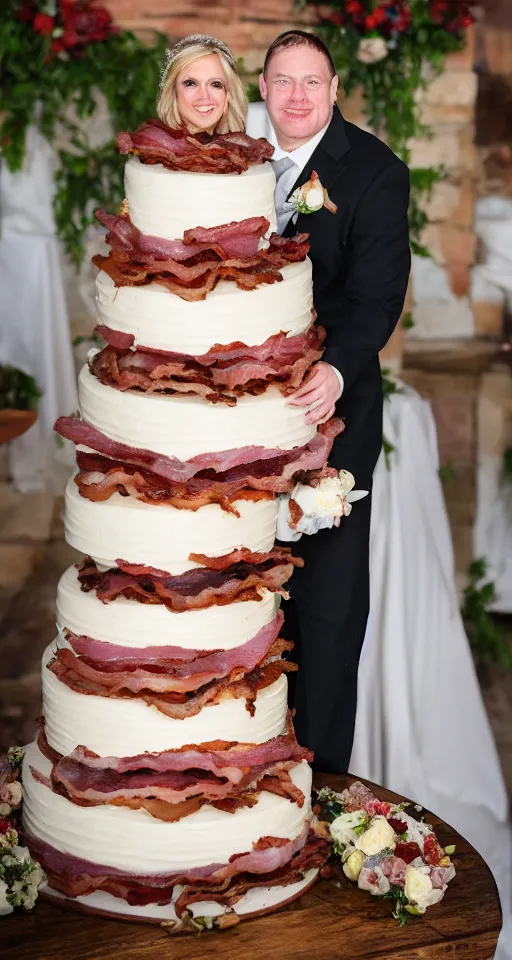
272,156,297,234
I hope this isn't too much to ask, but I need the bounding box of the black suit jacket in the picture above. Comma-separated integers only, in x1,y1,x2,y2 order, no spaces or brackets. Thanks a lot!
283,107,411,487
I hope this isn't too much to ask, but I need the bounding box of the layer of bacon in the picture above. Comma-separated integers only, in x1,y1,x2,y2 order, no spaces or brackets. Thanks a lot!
34,717,311,822
89,325,325,405
75,548,303,612
92,212,309,301
25,825,330,911
117,118,274,175
56,417,344,506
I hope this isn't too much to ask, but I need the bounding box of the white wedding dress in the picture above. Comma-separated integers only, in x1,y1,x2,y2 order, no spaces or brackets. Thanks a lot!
351,384,511,959
0,126,77,491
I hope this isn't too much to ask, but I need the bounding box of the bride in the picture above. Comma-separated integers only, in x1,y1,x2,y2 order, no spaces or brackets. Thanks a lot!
156,34,247,135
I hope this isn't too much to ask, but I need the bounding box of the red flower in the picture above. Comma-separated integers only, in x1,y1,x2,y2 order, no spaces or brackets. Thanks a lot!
33,12,55,35
365,13,377,29
0,817,13,834
51,37,66,53
59,1,115,51
388,817,407,835
423,834,443,865
329,10,344,26
346,0,363,12
394,840,422,864
16,2,35,22
373,6,388,26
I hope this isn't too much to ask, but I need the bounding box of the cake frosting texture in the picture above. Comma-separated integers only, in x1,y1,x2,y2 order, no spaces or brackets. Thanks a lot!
125,157,277,239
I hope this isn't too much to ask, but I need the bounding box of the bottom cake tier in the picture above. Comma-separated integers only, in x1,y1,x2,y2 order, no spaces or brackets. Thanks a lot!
22,744,327,922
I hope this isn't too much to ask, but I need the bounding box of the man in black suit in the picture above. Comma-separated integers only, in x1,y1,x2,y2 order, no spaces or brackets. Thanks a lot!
246,31,411,774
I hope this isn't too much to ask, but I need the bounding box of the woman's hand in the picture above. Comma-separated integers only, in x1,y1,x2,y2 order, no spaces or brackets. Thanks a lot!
287,362,342,425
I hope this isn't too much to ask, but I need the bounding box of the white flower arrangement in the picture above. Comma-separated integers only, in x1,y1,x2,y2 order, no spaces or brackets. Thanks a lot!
315,781,456,925
276,470,368,541
0,747,46,916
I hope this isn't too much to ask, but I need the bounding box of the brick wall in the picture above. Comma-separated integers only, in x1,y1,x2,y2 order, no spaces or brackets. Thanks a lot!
103,0,313,67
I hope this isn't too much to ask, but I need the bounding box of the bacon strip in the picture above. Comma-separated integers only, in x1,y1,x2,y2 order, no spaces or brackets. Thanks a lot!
37,714,311,782
98,211,271,261
55,614,283,695
25,824,331,908
48,648,296,719
75,549,303,612
117,118,274,174
96,325,320,365
92,210,309,302
55,416,344,486
35,722,307,821
39,751,305,822
88,326,325,403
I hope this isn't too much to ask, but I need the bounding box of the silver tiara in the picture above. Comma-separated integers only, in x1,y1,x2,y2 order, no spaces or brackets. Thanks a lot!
159,35,237,89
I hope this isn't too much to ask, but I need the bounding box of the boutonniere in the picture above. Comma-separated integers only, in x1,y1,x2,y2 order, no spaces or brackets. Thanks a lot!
289,170,338,216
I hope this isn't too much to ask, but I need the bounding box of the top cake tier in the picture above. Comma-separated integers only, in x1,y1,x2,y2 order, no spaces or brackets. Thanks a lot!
125,158,277,240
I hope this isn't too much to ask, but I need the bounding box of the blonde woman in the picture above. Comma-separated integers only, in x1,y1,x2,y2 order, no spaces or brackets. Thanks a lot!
157,35,247,135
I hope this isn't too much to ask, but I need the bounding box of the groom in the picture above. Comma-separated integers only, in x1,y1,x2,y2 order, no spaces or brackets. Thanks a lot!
247,31,410,774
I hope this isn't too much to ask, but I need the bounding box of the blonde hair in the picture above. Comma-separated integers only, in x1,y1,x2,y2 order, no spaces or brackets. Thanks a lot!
157,35,247,135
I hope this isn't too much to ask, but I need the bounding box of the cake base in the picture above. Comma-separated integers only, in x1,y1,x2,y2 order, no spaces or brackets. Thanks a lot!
40,869,319,926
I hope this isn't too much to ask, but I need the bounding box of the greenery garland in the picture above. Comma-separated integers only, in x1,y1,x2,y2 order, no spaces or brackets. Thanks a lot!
1,0,166,265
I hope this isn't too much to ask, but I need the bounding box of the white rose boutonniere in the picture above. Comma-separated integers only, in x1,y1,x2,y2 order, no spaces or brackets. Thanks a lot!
290,170,338,216
276,470,368,541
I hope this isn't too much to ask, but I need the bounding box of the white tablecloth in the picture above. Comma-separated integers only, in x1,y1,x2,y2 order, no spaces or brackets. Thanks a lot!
0,126,77,491
351,385,511,959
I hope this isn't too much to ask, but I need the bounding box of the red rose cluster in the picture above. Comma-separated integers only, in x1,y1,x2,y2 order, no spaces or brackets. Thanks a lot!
19,0,116,54
328,1,412,35
326,0,473,35
429,0,474,31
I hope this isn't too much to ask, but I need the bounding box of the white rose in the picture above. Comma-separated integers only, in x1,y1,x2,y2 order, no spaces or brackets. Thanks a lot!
304,186,324,211
356,816,396,857
277,473,368,540
343,849,365,882
0,880,13,916
356,37,388,65
404,866,443,914
0,781,22,809
330,809,368,848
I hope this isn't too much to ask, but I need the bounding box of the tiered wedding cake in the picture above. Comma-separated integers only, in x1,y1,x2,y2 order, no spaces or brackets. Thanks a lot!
21,122,343,924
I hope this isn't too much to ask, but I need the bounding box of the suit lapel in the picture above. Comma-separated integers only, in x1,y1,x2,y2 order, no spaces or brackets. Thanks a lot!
282,107,351,238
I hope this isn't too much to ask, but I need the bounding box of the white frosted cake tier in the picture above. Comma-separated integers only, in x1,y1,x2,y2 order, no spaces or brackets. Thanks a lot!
95,260,313,354
125,158,277,239
42,645,288,754
23,744,311,873
57,565,279,651
65,478,278,572
79,365,315,460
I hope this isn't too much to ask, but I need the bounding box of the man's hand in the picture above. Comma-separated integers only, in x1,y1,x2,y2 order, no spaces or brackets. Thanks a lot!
287,362,342,425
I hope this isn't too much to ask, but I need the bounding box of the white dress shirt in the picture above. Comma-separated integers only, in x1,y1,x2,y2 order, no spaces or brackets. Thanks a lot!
267,119,344,400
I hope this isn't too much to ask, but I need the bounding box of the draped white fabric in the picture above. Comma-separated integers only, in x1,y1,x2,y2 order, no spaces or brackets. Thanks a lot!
0,126,77,491
351,386,512,959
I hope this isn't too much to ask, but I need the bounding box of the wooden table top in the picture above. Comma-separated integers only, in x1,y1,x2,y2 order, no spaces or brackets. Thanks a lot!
1,773,502,960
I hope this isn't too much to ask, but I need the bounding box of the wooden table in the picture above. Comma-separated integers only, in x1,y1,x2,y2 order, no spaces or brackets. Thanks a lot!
1,774,502,960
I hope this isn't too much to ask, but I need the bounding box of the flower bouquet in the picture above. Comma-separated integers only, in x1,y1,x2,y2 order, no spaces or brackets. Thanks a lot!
315,781,456,924
0,748,46,916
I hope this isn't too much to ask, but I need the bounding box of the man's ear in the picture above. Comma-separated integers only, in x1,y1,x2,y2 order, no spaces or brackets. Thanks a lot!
330,74,339,104
259,72,268,101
